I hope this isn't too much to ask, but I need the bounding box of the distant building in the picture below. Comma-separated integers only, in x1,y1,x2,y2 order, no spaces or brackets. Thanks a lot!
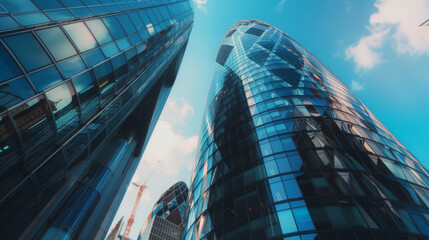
0,1,194,239
419,19,429,44
182,20,429,239
138,182,188,240
107,217,125,240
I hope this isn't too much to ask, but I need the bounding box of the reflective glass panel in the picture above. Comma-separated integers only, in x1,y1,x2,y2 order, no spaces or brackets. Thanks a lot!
117,14,137,35
58,55,86,78
0,0,38,12
82,48,105,67
45,81,80,141
45,9,74,21
0,16,19,31
85,19,113,45
14,12,50,26
37,27,77,61
29,65,63,92
0,113,21,176
3,32,52,71
0,44,21,82
33,0,65,10
102,42,119,58
72,70,99,121
278,209,298,234
0,77,34,109
10,95,54,149
102,16,126,40
64,22,97,52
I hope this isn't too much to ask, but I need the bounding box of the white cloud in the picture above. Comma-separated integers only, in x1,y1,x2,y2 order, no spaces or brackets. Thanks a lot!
351,80,365,91
194,0,208,12
276,0,286,12
346,0,429,70
161,97,194,127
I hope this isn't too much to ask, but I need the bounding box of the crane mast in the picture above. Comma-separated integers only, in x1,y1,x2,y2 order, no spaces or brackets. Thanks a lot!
122,161,160,240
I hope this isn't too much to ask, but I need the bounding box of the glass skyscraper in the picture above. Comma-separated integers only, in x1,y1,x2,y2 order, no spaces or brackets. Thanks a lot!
0,0,193,239
139,181,189,240
182,20,429,240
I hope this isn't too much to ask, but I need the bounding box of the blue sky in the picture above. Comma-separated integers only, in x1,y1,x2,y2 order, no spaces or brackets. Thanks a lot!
108,0,429,238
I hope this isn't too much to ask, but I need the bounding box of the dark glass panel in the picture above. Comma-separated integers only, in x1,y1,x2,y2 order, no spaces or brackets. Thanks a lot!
0,0,38,12
10,95,55,151
61,0,86,7
3,32,52,71
45,82,79,142
117,13,137,35
0,77,34,110
0,16,19,31
65,128,88,166
0,44,21,83
94,61,115,104
102,16,126,40
82,48,106,67
64,22,97,52
14,12,50,26
111,53,128,91
37,27,77,61
72,70,99,121
58,55,87,78
85,19,113,45
33,0,65,9
70,7,93,17
29,65,63,92
0,113,22,178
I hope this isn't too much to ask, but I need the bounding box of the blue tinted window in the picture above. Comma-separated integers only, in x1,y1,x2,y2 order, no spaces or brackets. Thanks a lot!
94,61,115,104
0,16,19,31
64,22,97,52
102,42,119,58
0,77,34,109
86,19,113,46
72,70,99,121
29,65,63,91
278,209,298,234
117,14,137,35
129,34,142,45
45,81,79,141
58,55,86,78
70,7,93,17
102,16,126,40
82,48,105,67
45,9,74,21
0,44,21,82
37,27,77,61
117,38,131,51
145,9,159,24
270,182,287,202
61,0,86,7
33,0,65,9
15,12,50,26
0,0,38,12
4,32,52,71
90,5,108,14
129,12,144,30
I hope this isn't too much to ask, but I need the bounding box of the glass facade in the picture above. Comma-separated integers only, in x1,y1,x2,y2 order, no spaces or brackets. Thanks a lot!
183,20,429,240
0,0,193,239
139,181,189,240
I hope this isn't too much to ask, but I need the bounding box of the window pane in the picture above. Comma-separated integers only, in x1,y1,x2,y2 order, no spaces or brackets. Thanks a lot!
70,7,93,17
0,113,21,176
61,0,86,7
3,33,52,71
278,209,297,234
293,207,315,231
72,70,99,121
129,12,144,31
82,48,105,67
117,14,137,35
102,42,119,58
29,65,63,91
10,96,55,149
64,22,97,52
58,55,86,78
45,82,80,141
33,0,65,9
0,44,21,82
37,27,77,61
14,12,50,26
94,61,115,104
270,182,287,202
0,16,19,31
85,19,113,45
0,77,34,109
102,16,126,40
45,9,73,21
0,0,38,12
283,179,302,199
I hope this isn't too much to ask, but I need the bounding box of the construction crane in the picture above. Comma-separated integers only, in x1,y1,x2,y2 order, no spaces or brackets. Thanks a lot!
122,161,160,240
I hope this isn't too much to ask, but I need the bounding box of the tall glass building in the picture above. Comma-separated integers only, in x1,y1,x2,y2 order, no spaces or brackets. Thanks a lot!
0,0,193,239
182,20,429,240
139,181,189,240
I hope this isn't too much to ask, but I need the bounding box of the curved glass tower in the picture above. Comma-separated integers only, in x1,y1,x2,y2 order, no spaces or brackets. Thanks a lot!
183,20,429,240
139,181,189,240
0,0,193,239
